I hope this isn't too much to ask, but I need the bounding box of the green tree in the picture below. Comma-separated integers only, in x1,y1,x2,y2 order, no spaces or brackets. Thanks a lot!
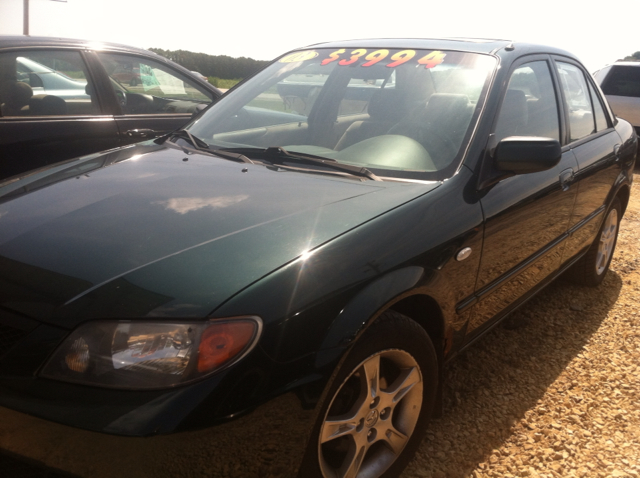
622,51,640,61
149,48,269,80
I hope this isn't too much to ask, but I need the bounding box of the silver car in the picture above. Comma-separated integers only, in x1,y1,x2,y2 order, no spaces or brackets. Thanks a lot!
594,61,640,135
17,56,90,100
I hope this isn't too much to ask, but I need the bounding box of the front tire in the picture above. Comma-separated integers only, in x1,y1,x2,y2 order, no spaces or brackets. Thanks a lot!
300,311,438,478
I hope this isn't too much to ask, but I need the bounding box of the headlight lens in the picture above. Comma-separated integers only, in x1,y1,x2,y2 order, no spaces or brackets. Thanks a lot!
40,318,261,389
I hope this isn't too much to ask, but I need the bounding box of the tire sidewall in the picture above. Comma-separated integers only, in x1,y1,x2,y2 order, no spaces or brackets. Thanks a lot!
299,312,438,478
591,198,622,284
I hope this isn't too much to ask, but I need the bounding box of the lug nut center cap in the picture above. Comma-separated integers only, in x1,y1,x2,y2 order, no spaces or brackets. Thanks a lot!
365,409,379,428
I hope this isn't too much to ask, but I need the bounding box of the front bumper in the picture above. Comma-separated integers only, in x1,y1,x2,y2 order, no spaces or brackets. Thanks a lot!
0,314,320,477
0,310,320,439
0,389,316,478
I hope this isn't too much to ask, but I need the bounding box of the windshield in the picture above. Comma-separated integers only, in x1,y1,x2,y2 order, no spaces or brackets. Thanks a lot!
189,48,496,180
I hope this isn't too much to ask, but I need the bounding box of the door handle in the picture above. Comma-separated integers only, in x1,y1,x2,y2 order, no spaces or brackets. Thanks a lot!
559,168,575,191
124,129,157,138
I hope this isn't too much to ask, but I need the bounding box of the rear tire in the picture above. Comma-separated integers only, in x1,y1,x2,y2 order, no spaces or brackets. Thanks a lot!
566,198,621,287
299,310,438,478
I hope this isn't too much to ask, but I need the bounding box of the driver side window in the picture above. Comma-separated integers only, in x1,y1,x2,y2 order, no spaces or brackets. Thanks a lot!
96,52,212,115
494,61,560,143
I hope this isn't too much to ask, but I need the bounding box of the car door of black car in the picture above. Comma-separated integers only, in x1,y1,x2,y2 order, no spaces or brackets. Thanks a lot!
552,58,622,261
467,56,579,334
0,49,120,180
94,52,216,144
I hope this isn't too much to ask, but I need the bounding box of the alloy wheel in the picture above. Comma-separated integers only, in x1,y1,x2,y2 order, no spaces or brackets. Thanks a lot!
318,349,423,478
596,207,618,275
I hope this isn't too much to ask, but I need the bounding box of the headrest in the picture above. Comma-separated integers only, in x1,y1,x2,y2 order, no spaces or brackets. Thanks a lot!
0,80,33,108
29,94,67,115
367,89,404,122
497,89,527,130
424,93,470,123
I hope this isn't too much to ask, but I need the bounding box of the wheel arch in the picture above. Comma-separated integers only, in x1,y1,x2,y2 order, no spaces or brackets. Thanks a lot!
616,183,631,216
387,294,446,360
314,266,448,371
313,267,449,419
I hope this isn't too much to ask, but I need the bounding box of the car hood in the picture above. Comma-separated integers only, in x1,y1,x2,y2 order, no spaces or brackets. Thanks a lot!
0,143,440,327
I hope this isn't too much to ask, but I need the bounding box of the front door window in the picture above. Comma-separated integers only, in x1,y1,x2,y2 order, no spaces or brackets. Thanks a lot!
96,52,212,115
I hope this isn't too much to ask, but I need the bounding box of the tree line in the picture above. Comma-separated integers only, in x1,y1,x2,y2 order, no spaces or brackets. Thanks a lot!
149,48,270,80
622,51,640,61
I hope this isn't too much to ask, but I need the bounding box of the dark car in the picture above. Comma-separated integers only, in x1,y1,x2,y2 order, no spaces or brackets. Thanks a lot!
0,39,635,478
0,36,222,180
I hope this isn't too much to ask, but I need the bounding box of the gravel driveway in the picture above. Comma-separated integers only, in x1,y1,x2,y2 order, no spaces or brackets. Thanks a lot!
1,174,638,478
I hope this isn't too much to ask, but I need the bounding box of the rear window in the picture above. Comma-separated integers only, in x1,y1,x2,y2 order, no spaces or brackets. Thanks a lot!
601,65,640,98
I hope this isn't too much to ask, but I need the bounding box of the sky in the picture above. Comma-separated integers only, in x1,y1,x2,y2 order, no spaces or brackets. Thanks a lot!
0,0,638,73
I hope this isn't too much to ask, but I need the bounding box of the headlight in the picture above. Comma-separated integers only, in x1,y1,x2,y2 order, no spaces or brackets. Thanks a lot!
40,317,262,389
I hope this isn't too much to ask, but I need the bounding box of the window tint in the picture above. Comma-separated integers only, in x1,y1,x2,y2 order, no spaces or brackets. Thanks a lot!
97,52,212,115
557,62,594,142
494,61,560,142
588,81,608,132
600,65,640,98
0,50,98,117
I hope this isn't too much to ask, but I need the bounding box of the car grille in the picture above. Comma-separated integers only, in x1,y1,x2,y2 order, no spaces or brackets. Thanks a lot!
0,323,28,358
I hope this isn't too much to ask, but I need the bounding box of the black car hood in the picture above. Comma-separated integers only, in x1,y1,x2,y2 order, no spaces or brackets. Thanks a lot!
0,143,439,327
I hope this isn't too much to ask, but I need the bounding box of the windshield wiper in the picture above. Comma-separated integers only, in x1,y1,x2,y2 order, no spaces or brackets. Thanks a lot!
219,146,380,181
163,130,253,164
168,129,211,150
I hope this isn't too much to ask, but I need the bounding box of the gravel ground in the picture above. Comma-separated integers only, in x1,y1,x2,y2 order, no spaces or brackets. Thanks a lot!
404,171,640,478
0,174,637,478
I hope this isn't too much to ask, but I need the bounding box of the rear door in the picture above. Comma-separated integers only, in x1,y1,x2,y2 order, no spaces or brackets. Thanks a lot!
0,48,120,180
553,59,622,261
94,52,217,143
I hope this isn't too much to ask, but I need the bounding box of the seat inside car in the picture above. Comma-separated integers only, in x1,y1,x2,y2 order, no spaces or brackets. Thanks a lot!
388,93,474,169
493,88,528,140
29,94,67,115
334,88,406,150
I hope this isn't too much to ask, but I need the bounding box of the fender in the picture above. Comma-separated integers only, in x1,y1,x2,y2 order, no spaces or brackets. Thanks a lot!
314,266,425,369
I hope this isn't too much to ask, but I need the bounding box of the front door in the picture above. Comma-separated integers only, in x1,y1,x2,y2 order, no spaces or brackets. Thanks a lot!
469,57,578,333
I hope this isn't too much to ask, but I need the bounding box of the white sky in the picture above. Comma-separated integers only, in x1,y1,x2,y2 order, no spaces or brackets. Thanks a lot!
0,0,638,73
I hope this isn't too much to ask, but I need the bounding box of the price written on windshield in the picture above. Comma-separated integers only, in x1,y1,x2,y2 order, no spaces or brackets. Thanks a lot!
320,49,446,68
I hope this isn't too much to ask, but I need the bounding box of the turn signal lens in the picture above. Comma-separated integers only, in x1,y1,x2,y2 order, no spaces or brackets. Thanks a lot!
197,321,257,373
64,337,90,373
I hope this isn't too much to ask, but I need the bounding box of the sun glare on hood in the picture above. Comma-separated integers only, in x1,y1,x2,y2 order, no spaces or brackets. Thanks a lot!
155,195,249,214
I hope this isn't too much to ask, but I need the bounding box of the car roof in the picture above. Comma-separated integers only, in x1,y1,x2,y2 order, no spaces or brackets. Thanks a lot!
296,38,578,60
0,35,155,57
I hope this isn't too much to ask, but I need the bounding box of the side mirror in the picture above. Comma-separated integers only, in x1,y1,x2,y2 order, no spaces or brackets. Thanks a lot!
494,136,562,174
